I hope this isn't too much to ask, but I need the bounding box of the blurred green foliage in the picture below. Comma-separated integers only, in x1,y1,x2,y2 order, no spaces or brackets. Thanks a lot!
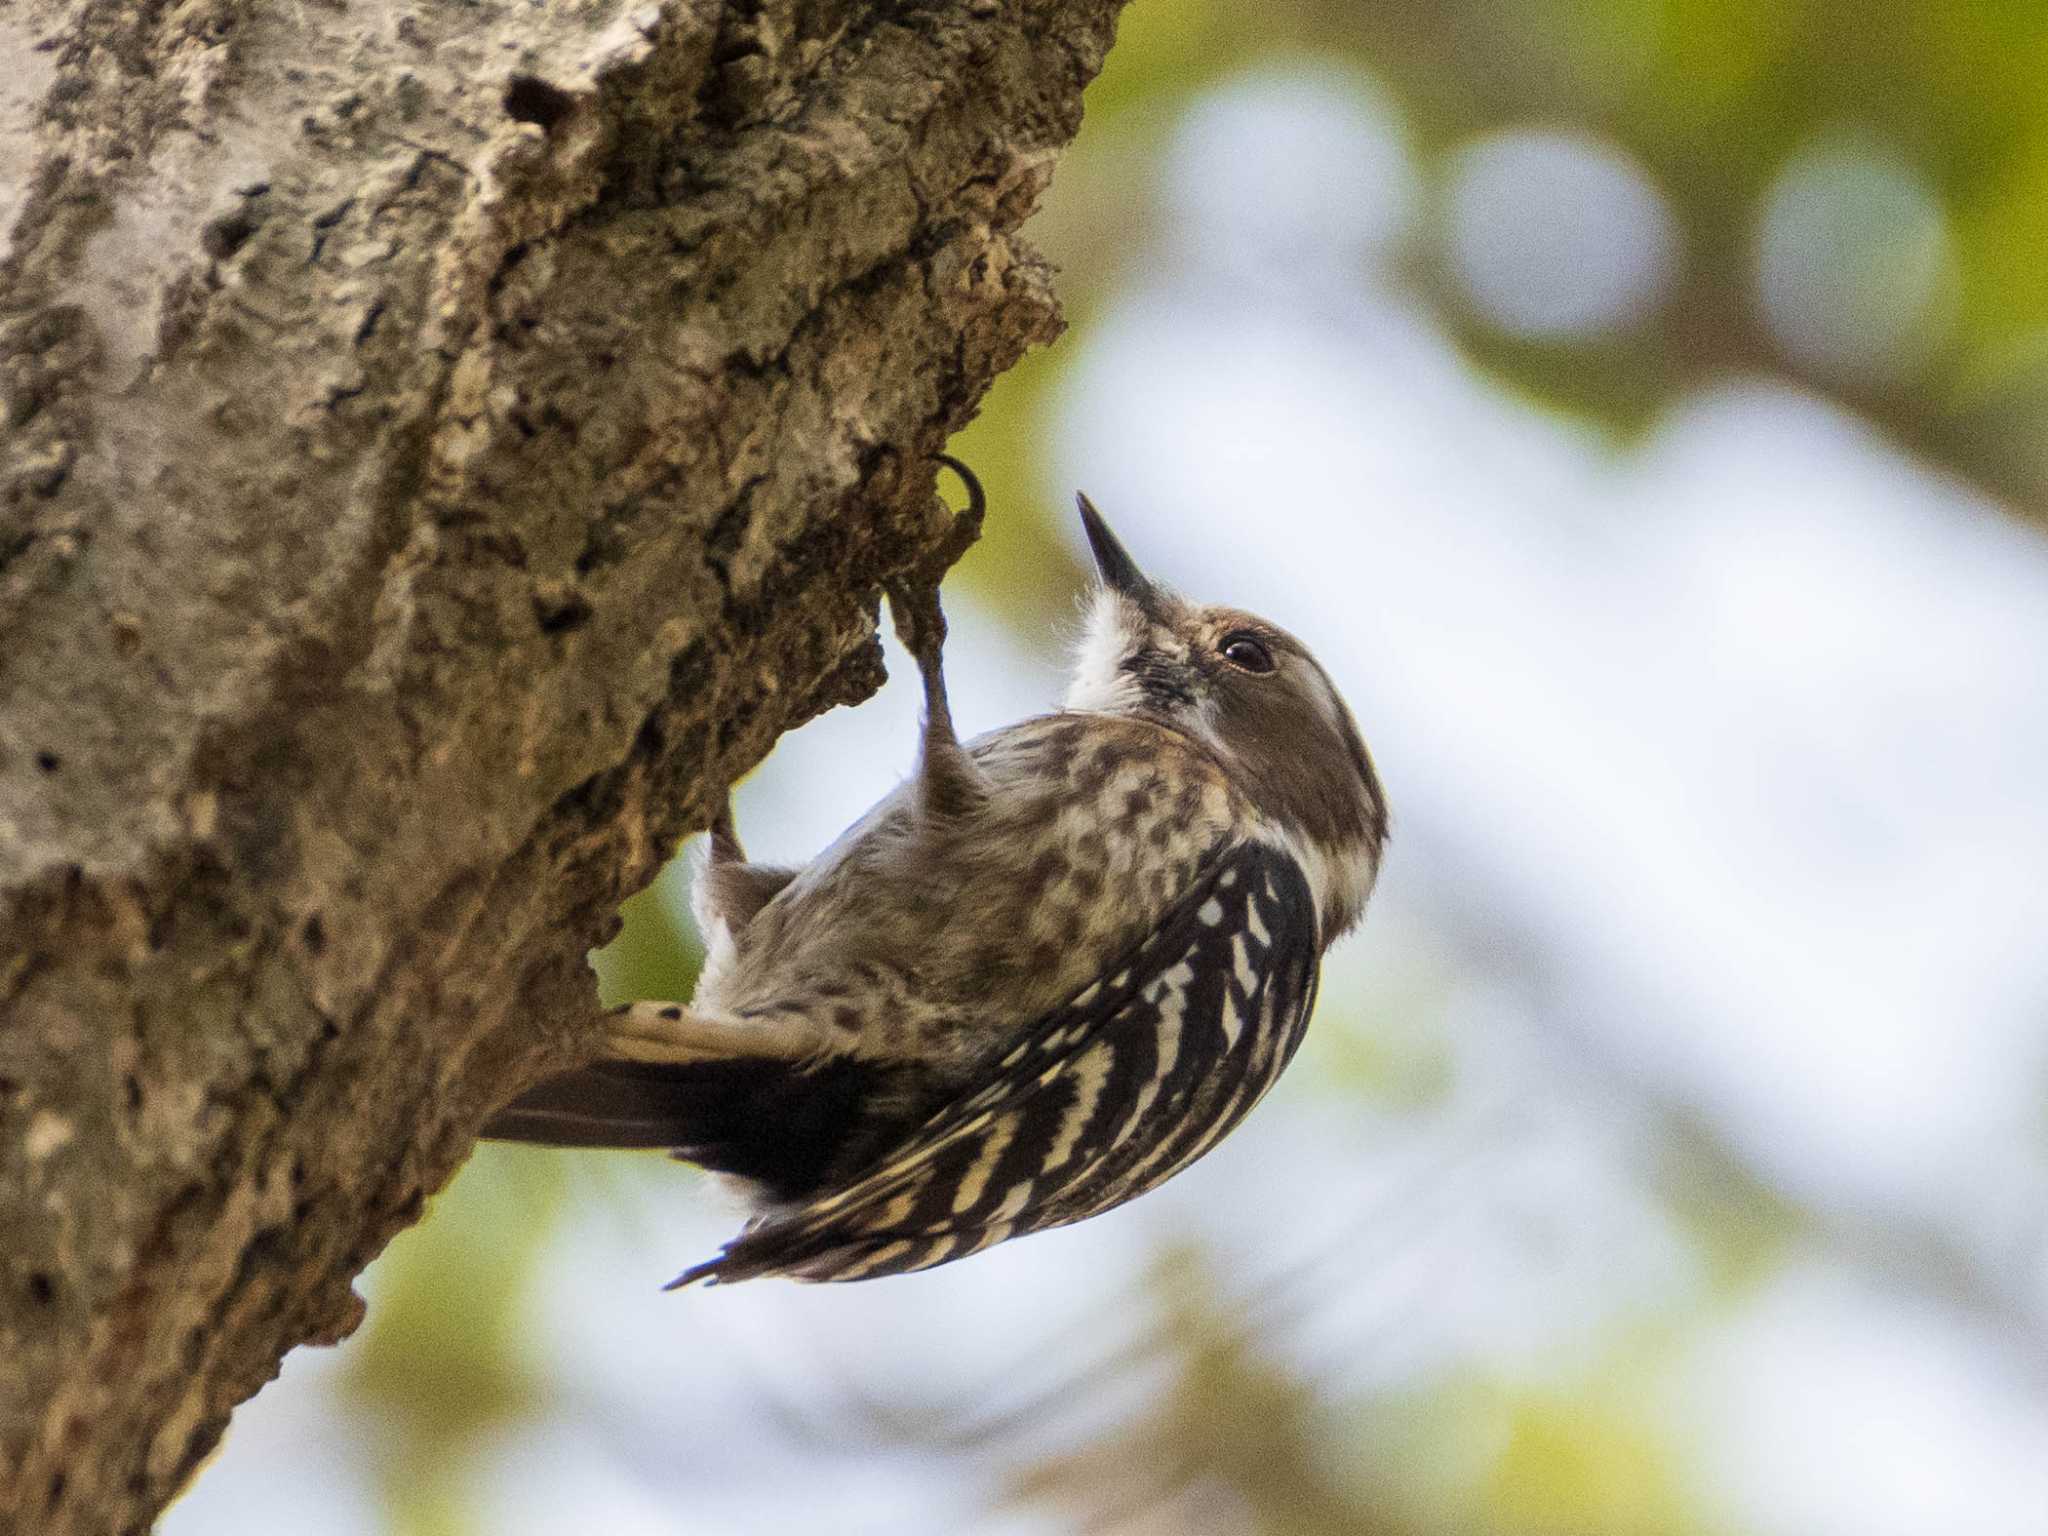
336,1146,563,1536
327,860,706,1536
1049,0,2048,507
588,860,703,1008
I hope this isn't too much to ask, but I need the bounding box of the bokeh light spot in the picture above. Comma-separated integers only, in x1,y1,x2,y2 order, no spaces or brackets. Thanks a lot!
1443,127,1680,340
1160,56,1416,288
1754,133,1956,386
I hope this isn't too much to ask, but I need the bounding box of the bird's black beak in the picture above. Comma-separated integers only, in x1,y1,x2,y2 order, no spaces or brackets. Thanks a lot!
1076,492,1162,613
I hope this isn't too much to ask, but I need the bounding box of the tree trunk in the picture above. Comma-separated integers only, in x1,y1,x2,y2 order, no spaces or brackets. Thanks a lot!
0,0,1121,1528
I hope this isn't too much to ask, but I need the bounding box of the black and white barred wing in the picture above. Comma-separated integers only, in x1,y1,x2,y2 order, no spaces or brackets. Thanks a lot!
674,838,1320,1287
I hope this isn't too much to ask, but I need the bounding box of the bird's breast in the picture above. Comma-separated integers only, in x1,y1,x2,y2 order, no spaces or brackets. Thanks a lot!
701,714,1259,1066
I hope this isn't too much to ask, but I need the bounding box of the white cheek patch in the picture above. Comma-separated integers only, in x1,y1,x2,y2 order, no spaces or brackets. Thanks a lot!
1064,588,1147,713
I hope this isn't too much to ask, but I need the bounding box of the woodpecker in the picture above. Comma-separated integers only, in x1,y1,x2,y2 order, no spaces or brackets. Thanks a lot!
485,460,1388,1285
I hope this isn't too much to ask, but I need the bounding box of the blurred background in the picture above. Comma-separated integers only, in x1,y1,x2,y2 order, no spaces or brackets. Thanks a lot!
166,2,2048,1532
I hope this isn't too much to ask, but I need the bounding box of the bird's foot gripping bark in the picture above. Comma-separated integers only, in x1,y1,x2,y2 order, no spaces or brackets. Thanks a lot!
886,456,990,817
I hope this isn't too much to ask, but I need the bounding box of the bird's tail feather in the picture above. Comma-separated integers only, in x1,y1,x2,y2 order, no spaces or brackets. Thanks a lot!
482,1059,723,1150
482,1055,879,1204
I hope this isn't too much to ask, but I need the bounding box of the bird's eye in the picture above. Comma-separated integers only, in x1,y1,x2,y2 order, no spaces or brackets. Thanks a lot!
1218,632,1274,674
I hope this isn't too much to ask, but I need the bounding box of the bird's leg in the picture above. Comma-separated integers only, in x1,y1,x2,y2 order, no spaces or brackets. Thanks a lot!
886,456,991,818
708,795,746,866
888,579,965,770
695,792,798,937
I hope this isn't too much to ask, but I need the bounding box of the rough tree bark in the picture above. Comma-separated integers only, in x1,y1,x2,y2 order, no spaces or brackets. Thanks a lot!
0,0,1124,1528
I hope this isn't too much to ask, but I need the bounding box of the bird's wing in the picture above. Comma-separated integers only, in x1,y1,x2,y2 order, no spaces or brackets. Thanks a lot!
673,836,1319,1286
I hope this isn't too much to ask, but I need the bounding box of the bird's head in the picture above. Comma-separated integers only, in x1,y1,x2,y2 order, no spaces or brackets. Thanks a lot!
1063,494,1388,939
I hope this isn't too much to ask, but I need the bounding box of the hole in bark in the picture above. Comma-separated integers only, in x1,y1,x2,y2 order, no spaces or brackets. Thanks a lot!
353,299,385,346
503,74,574,130
47,1469,64,1508
634,714,666,757
706,501,748,559
487,242,530,300
34,750,60,773
124,1074,142,1111
28,1272,55,1305
534,589,592,635
301,913,326,954
575,524,625,575
201,210,259,260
